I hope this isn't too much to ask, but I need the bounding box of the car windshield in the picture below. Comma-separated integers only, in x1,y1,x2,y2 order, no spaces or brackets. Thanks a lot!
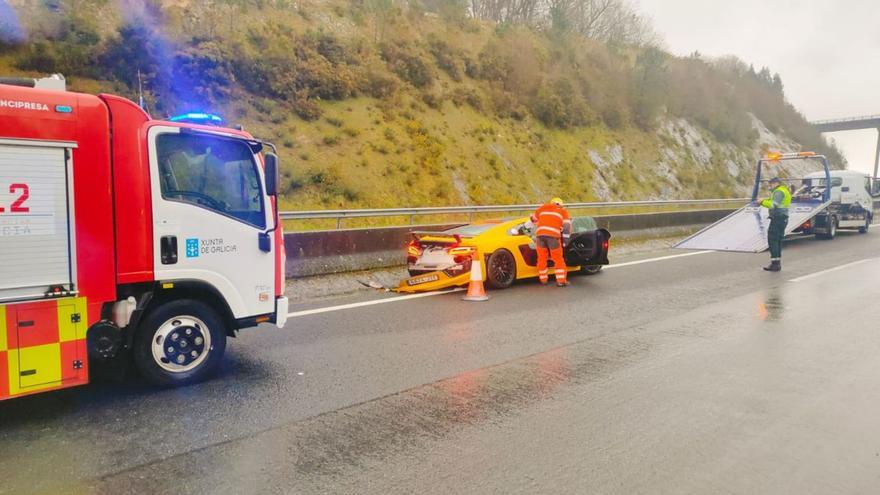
571,216,598,233
513,216,598,236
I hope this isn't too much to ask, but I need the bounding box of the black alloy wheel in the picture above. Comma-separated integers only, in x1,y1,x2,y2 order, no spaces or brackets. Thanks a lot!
486,249,517,289
580,265,603,275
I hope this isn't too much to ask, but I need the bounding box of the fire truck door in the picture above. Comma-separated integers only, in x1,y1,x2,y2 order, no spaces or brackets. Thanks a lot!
148,127,276,319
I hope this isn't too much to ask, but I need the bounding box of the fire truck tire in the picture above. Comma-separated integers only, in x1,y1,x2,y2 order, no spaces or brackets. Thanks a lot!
133,299,227,387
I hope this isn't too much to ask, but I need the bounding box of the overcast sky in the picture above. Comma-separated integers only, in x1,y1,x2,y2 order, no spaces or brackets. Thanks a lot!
635,0,880,174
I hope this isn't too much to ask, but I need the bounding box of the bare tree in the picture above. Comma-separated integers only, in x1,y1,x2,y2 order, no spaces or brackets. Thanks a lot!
470,0,541,25
472,0,657,46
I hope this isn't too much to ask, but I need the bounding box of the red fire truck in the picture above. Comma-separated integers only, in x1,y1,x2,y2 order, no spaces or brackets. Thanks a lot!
0,75,288,400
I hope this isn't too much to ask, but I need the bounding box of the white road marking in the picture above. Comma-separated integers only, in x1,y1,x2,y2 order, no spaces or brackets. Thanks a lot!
788,258,877,283
287,250,716,318
605,250,714,269
288,288,466,318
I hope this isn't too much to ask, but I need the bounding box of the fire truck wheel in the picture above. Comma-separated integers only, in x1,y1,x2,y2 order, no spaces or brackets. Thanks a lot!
133,300,227,387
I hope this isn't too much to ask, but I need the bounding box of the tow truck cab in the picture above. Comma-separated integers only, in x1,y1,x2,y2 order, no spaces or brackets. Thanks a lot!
0,75,287,399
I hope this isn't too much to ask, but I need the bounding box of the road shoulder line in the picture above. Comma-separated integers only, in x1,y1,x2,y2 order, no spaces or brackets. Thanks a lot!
287,250,715,318
605,250,713,269
788,258,877,283
288,288,466,318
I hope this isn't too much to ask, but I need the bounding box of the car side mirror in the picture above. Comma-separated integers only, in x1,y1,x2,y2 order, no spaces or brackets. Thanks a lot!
264,153,279,196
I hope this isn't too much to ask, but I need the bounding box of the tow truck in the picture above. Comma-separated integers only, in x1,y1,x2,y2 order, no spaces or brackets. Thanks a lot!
792,169,874,238
675,151,873,252
0,75,287,400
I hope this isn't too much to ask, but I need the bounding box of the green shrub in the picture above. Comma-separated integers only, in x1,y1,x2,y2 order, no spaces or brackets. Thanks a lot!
450,87,483,109
531,78,589,128
342,188,360,201
372,142,391,154
476,40,510,82
359,66,400,98
487,87,527,120
421,91,443,109
287,176,305,192
380,43,435,88
427,36,464,81
293,97,322,120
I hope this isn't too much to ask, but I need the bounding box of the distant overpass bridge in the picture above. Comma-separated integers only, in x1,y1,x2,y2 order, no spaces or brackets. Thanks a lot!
811,114,880,177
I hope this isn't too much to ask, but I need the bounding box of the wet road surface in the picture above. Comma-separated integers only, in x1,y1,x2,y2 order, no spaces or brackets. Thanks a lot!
4,231,880,494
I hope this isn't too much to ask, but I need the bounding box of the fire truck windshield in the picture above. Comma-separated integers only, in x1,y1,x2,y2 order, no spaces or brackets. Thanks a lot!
156,132,266,229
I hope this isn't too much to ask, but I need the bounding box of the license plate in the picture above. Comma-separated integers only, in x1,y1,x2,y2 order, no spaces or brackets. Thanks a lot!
407,274,439,286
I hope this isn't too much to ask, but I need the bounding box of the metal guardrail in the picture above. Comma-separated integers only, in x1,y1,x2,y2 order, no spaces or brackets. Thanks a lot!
281,198,751,229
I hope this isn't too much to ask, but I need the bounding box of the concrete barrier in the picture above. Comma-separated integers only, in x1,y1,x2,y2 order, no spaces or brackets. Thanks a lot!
284,209,735,278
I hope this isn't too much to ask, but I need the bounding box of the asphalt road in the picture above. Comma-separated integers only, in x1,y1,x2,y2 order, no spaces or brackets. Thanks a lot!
4,230,880,494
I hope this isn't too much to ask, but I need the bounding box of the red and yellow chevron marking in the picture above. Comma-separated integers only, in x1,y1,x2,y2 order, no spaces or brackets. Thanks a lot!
0,297,89,401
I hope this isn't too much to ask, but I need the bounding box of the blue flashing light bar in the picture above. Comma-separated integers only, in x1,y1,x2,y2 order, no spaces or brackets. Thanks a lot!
169,112,225,125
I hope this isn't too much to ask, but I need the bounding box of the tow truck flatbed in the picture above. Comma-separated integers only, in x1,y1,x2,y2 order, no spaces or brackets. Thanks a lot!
675,151,835,253
675,198,831,252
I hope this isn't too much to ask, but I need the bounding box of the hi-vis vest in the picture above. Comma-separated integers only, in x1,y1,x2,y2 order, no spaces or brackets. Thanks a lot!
761,185,792,210
531,203,572,239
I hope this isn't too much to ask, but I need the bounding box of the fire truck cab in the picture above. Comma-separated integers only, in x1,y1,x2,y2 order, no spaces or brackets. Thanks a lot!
0,75,288,399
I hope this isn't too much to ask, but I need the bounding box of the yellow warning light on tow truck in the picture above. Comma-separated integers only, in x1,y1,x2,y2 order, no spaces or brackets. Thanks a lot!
765,151,816,161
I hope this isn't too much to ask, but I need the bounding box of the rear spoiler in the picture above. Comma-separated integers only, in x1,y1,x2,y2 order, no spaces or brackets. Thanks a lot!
409,232,466,246
409,231,471,238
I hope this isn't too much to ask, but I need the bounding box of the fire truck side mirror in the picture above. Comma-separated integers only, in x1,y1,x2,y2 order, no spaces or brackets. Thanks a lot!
264,153,280,196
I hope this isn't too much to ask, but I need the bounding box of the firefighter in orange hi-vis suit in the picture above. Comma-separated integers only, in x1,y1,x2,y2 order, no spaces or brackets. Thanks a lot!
530,197,572,287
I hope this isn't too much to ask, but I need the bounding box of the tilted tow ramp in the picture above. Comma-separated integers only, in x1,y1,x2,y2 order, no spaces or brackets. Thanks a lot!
675,152,832,253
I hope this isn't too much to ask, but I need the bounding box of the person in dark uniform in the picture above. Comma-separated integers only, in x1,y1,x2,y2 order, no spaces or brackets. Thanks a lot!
760,177,791,272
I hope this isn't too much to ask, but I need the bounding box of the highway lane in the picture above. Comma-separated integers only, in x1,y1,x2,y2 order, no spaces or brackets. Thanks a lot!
2,230,880,494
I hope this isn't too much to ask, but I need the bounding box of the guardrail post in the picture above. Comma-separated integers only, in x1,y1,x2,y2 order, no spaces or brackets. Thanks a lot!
336,217,341,229
409,214,414,225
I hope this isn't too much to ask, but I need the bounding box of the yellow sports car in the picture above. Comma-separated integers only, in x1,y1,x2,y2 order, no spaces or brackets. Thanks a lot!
397,216,611,293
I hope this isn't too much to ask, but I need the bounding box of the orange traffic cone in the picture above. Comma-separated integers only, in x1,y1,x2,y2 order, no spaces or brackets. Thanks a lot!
462,251,490,301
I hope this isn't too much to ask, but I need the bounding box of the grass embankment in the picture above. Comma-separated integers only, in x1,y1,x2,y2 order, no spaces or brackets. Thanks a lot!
1,0,841,223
